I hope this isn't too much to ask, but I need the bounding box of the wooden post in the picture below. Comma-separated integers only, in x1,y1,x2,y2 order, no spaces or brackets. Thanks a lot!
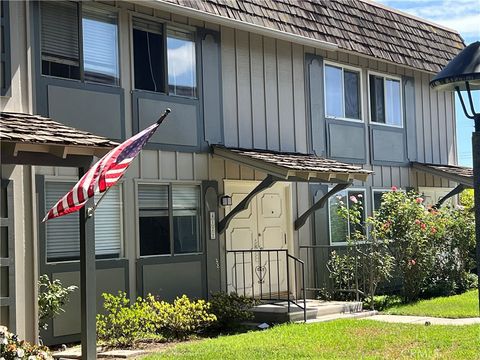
79,164,96,359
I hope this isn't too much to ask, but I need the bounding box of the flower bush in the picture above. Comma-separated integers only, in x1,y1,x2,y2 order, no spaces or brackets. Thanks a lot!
329,187,476,304
0,327,52,360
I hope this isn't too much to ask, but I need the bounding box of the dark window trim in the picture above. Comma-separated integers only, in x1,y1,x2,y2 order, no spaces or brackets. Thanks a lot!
136,181,203,259
131,16,200,99
1,0,11,96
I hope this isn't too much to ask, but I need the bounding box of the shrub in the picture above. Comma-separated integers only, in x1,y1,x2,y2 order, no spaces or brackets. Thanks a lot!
208,292,256,331
38,274,77,330
96,292,160,348
0,326,53,360
327,193,394,308
150,295,217,340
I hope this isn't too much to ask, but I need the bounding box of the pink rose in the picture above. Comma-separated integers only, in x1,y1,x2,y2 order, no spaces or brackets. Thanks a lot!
421,223,426,230
408,259,416,266
349,195,358,204
391,186,398,191
416,197,424,204
414,219,421,225
431,226,437,234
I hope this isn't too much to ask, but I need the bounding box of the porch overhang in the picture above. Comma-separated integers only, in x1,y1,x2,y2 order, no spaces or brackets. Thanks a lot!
1,112,117,359
213,146,373,234
212,146,372,183
412,162,473,188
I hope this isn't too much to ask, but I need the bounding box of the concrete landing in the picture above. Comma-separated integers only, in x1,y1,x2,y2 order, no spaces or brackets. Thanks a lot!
252,299,364,323
367,314,480,326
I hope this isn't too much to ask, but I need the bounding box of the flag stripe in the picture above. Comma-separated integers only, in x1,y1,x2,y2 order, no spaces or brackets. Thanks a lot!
43,120,162,221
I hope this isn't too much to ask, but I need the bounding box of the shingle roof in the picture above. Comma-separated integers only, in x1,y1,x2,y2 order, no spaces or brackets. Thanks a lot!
0,112,118,148
213,145,372,182
163,0,465,73
412,162,473,188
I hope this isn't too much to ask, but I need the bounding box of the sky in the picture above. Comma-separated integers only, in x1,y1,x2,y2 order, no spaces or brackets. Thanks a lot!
375,0,480,167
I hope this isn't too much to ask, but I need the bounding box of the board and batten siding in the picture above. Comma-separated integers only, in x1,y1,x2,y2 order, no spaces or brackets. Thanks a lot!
221,27,308,153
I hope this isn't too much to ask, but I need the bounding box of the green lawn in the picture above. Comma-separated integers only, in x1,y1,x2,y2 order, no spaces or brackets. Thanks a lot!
384,290,479,319
142,319,480,359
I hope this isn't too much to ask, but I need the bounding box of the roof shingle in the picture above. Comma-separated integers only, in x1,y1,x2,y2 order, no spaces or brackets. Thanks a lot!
0,112,118,148
164,0,465,73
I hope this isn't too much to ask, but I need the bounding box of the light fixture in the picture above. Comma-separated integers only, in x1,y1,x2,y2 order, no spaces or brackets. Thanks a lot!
430,41,480,311
220,195,232,207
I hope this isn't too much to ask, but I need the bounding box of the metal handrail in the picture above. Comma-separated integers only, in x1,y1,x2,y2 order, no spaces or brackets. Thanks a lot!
226,248,307,322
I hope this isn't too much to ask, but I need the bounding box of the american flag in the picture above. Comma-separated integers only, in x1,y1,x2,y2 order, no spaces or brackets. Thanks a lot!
43,109,171,222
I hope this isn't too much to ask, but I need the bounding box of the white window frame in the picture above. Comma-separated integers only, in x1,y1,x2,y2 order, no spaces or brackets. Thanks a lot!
328,187,367,246
323,60,364,123
135,179,203,258
367,70,403,128
44,177,124,263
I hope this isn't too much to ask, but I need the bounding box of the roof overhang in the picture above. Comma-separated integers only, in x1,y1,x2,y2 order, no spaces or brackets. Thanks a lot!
213,146,372,183
148,0,338,52
412,162,473,188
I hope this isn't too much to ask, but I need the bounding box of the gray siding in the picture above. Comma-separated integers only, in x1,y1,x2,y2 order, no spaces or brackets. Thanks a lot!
221,27,308,153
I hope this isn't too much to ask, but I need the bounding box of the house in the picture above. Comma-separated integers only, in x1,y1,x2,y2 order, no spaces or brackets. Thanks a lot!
0,0,474,345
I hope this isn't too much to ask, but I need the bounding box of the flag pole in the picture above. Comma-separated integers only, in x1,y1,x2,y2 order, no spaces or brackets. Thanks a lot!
88,108,172,216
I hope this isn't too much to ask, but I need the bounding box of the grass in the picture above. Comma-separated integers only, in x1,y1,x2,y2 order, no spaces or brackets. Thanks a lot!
142,319,480,359
383,290,479,319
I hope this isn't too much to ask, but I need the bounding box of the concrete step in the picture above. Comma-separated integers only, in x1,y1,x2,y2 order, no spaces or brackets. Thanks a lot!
304,300,363,317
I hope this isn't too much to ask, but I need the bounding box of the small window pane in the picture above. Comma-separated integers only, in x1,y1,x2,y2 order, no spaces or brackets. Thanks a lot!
0,227,8,258
40,1,80,79
329,191,348,243
138,185,170,256
325,65,343,118
344,70,360,119
0,266,9,297
167,30,196,97
133,19,164,92
94,186,122,258
373,191,386,211
348,190,365,235
385,79,402,126
82,7,119,85
0,306,9,328
173,186,200,254
370,75,385,123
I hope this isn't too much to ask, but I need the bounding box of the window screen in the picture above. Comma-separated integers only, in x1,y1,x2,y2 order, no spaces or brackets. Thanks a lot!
167,29,196,97
133,18,164,92
344,70,360,119
45,181,123,262
138,184,170,256
370,75,402,126
370,75,385,123
1,0,10,95
325,65,343,118
172,186,200,254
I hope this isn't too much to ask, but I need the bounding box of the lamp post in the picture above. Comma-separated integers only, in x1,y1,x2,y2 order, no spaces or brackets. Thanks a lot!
430,41,480,311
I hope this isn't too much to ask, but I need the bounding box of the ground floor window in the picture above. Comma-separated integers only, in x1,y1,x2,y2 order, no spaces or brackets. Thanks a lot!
418,187,455,207
328,188,366,244
45,180,123,262
138,183,201,257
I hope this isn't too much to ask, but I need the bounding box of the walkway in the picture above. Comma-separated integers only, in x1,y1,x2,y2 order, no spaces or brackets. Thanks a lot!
367,314,480,326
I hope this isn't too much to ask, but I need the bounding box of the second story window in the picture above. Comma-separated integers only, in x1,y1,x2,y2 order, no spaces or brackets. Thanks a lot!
40,1,119,86
133,19,197,98
324,63,361,121
369,73,402,127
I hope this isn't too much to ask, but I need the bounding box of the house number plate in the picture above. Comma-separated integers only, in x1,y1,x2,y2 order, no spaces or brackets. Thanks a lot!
209,211,216,240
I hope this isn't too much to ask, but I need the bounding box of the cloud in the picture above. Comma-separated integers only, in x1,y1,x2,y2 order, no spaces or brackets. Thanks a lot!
167,42,196,85
374,0,480,39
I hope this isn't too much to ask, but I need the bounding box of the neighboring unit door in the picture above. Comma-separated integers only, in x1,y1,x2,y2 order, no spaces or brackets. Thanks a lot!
225,180,291,298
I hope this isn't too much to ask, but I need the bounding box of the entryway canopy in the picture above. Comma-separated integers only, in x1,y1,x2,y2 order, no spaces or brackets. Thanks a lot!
1,111,117,359
212,145,373,233
412,162,474,208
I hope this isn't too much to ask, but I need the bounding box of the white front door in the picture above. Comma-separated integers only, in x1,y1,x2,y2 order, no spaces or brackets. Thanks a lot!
225,180,291,298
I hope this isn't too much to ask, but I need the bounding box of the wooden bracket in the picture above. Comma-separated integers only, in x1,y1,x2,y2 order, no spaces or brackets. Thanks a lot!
218,175,278,234
294,182,351,231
